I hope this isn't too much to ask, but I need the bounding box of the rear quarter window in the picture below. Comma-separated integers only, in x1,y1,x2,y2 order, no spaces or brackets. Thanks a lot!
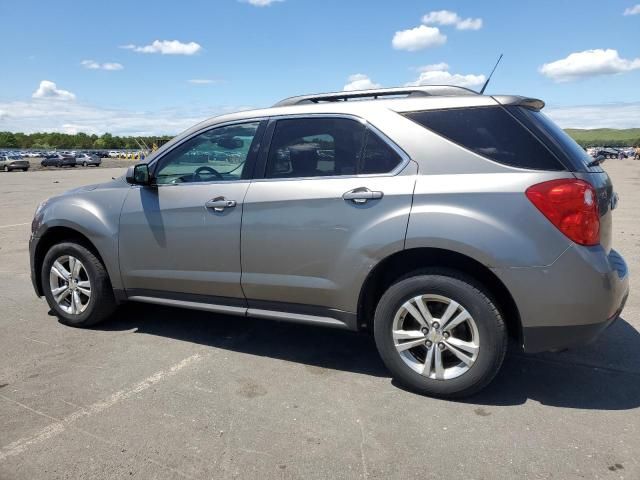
404,107,565,171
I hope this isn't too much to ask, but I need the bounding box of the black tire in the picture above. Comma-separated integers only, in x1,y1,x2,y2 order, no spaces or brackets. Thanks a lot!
373,270,507,398
41,242,116,327
3,166,8,172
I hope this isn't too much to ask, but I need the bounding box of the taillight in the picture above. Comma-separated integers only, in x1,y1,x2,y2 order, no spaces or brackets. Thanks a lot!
525,179,600,246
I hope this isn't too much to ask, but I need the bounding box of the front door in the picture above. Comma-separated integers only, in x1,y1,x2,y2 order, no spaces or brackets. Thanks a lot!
119,121,264,302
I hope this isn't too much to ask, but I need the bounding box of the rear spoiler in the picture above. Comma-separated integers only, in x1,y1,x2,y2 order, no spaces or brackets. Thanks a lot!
492,95,545,111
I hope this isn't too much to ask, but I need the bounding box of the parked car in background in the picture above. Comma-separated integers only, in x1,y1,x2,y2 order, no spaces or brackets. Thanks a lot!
41,154,77,168
75,153,102,167
595,147,626,159
0,155,30,172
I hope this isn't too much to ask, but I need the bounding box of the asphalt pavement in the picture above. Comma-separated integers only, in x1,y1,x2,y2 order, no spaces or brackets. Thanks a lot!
0,162,639,479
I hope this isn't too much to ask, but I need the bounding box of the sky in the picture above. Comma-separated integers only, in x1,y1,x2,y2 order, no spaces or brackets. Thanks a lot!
0,0,639,136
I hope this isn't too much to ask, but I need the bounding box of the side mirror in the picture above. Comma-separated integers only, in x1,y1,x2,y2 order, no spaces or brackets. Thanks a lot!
126,163,152,185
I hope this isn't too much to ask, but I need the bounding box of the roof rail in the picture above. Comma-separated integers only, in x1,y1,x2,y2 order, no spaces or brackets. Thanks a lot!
273,85,479,107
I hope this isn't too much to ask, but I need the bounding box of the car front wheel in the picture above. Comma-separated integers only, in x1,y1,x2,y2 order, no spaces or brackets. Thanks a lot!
41,242,116,327
374,271,507,398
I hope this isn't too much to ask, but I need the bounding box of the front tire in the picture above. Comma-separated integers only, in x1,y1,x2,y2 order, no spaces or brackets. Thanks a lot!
41,242,116,327
374,271,507,398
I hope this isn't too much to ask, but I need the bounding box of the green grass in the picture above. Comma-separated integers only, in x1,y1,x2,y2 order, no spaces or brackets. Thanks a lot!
564,128,640,147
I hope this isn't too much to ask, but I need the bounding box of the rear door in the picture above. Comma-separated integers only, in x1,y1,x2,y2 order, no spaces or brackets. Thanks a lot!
240,116,416,320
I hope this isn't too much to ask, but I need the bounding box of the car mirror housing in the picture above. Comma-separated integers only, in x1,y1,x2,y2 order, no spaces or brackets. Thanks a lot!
126,163,152,186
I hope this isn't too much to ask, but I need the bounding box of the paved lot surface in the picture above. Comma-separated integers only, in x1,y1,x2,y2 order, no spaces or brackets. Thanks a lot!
0,162,639,479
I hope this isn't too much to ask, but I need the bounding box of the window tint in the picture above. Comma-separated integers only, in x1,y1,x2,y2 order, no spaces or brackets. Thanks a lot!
361,131,403,174
508,107,596,172
155,122,260,184
404,107,564,171
266,118,365,178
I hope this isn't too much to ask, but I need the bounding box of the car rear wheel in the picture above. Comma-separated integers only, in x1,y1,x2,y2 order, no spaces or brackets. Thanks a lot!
3,166,8,172
41,242,116,327
374,271,507,398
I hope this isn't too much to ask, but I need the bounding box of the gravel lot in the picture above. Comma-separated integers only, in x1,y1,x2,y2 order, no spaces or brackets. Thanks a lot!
0,161,638,479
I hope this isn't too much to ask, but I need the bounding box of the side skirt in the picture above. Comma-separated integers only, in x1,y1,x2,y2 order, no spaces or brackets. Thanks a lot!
123,289,356,330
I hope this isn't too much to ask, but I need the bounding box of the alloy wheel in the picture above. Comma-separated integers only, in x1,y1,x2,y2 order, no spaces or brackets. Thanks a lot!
49,255,92,315
392,294,479,380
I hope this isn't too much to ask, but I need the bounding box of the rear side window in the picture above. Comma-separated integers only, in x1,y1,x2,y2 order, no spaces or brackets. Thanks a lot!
404,107,565,171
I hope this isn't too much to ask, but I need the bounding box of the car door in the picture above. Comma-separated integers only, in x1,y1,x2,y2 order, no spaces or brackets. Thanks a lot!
119,120,265,303
241,116,416,323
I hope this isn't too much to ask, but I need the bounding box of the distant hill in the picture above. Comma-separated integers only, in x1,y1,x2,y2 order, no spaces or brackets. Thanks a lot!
565,128,640,147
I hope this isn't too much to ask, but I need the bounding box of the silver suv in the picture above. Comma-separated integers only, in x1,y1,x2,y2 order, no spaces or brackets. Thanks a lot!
29,86,629,398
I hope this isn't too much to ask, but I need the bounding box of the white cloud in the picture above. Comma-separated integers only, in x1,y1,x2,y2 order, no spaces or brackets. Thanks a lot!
32,80,76,101
416,62,450,72
241,0,283,5
422,10,483,30
0,98,246,136
539,49,640,82
623,4,640,15
545,102,640,129
406,64,485,89
343,74,382,91
188,79,215,84
392,25,446,51
121,40,202,55
81,60,124,71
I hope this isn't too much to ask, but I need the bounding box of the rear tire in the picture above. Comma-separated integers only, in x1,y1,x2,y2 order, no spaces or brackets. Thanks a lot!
374,270,507,398
41,242,116,327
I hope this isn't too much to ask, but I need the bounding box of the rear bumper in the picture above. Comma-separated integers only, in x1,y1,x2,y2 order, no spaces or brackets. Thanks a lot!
494,246,629,353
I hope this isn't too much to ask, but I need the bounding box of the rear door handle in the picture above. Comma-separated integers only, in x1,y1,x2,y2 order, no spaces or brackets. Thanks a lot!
205,197,237,212
343,188,384,204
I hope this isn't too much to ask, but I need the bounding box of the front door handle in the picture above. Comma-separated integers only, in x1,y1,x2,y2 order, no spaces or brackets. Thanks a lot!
205,197,237,212
342,188,384,204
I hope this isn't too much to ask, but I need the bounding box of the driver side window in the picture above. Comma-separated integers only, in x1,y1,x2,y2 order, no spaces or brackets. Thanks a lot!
155,122,261,184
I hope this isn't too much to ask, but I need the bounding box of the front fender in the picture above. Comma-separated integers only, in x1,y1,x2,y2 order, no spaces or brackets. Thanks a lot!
35,184,129,290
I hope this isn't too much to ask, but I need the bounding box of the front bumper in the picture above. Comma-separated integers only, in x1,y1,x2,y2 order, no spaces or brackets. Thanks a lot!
494,246,629,353
29,234,43,297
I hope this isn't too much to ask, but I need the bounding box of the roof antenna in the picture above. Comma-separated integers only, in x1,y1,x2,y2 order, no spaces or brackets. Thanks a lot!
479,54,503,94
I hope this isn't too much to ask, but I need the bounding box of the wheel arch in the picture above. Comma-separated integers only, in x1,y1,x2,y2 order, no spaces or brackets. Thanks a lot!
357,247,522,346
33,226,109,297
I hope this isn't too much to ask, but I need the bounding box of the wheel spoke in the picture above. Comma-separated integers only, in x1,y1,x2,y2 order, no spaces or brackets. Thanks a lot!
401,300,429,328
77,280,90,288
77,287,91,296
393,330,425,340
446,337,478,355
55,288,70,304
413,296,434,324
395,338,427,352
51,285,68,296
421,346,434,376
445,342,474,366
71,257,82,280
439,300,460,329
72,291,82,314
443,311,471,332
434,346,444,379
51,261,70,281
68,257,77,280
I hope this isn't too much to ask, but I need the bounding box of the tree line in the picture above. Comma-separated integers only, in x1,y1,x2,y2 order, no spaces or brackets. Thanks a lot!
0,131,173,150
